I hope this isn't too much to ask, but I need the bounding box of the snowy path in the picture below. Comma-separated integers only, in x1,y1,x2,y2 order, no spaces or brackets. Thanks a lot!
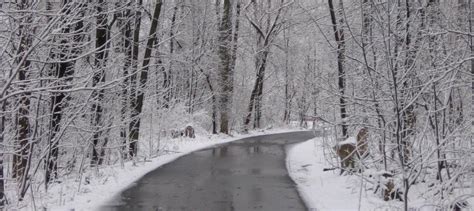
97,131,316,211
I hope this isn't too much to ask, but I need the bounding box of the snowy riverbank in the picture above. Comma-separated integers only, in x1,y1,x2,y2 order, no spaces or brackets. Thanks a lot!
286,137,474,211
286,137,398,211
41,128,305,211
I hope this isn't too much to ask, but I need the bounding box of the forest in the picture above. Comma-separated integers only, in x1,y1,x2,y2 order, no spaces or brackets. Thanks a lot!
0,0,473,210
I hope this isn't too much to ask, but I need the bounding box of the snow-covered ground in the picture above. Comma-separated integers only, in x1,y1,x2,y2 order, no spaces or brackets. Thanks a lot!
286,137,400,211
41,127,305,211
286,137,474,211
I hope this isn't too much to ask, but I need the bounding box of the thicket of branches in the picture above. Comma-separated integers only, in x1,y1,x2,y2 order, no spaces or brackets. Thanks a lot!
0,0,472,210
315,0,474,209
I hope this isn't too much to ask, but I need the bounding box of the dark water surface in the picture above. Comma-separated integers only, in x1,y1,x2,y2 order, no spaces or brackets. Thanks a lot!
99,131,317,211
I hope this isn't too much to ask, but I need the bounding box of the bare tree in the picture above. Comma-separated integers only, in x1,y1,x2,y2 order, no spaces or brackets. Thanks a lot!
230,0,241,74
243,0,286,130
119,1,134,159
46,0,85,183
327,0,348,138
163,2,178,109
91,0,110,166
470,0,473,151
129,0,163,157
217,0,233,134
0,97,4,207
12,0,33,182
127,0,142,158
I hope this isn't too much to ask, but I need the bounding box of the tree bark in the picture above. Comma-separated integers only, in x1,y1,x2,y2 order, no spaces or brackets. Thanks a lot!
13,0,32,180
127,0,142,158
229,0,241,73
163,4,178,109
217,0,233,134
243,0,284,130
120,3,133,159
129,0,163,157
244,49,269,129
399,0,417,163
283,31,291,124
469,0,473,151
0,98,4,207
46,0,85,183
360,0,387,169
328,0,348,138
200,69,218,134
91,0,109,166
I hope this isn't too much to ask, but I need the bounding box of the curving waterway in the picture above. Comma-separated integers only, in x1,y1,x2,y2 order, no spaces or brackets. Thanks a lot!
100,131,317,211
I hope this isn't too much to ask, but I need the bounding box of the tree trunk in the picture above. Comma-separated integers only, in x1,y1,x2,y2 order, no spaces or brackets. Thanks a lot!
201,70,218,134
243,0,283,130
163,4,178,109
13,0,32,180
129,0,163,157
469,0,473,151
128,0,142,158
13,50,31,181
217,0,233,134
46,0,84,183
244,49,269,130
0,100,4,207
229,0,241,73
360,0,387,169
399,0,417,163
247,49,269,129
91,0,109,166
283,29,291,124
328,0,348,138
120,4,133,159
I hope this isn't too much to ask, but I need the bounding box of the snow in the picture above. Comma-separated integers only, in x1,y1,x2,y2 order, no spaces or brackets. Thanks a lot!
44,127,306,211
286,137,474,211
337,136,357,145
23,127,472,211
286,137,398,211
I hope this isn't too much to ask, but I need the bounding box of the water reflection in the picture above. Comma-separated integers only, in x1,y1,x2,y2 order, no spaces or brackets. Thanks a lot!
248,145,260,154
249,168,261,175
212,146,228,157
